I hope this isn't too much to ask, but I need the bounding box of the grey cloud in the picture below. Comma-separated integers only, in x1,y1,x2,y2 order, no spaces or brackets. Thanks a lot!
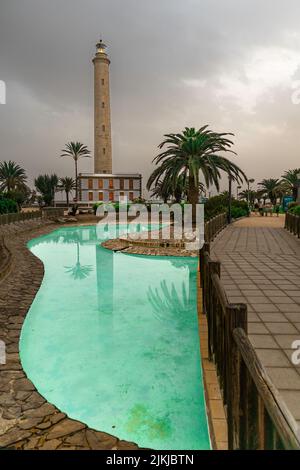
1,0,300,192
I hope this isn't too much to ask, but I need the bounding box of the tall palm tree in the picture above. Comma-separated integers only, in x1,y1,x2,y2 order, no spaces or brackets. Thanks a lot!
147,126,246,222
0,160,27,192
34,174,59,207
238,189,257,206
281,168,300,200
258,178,280,205
61,142,91,200
59,176,76,207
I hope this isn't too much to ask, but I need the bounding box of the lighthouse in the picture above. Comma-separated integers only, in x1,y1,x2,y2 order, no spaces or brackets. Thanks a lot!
93,39,112,174
78,39,142,205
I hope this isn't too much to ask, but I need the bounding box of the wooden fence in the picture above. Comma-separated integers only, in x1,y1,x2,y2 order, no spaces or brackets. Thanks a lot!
285,212,300,238
0,208,64,225
0,236,12,280
199,242,300,449
204,213,227,243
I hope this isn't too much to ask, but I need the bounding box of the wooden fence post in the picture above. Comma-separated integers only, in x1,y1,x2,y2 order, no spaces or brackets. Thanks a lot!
226,303,247,450
207,260,221,361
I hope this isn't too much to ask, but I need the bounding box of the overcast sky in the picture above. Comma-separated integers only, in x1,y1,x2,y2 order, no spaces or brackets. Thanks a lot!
1,0,300,195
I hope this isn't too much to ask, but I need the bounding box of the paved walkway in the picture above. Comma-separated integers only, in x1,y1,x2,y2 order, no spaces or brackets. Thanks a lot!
212,215,300,428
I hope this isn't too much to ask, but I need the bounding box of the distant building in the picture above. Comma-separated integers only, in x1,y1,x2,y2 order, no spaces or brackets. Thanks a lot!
79,173,142,203
77,39,142,205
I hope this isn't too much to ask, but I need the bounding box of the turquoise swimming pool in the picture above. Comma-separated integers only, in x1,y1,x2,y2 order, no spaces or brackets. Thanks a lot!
20,224,210,450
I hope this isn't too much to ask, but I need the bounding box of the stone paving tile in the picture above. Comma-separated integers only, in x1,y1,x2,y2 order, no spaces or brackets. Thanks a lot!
266,368,300,390
249,334,279,349
265,323,298,334
279,391,300,420
256,349,290,367
274,335,300,349
248,323,269,334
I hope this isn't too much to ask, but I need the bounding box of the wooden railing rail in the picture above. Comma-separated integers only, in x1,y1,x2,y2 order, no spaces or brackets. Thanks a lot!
204,212,227,243
0,207,64,226
199,242,300,449
231,329,300,449
285,212,300,238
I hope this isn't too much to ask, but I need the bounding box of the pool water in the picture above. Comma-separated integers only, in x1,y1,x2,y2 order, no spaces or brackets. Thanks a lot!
20,224,210,450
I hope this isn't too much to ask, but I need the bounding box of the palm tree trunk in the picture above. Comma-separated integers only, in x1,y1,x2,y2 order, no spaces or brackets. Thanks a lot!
75,159,78,201
66,190,69,207
188,174,199,226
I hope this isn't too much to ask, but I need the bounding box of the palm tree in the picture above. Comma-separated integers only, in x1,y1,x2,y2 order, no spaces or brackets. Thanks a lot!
258,178,279,205
238,189,257,206
147,127,246,222
61,142,91,200
34,174,59,206
281,168,300,200
59,176,76,207
0,160,27,192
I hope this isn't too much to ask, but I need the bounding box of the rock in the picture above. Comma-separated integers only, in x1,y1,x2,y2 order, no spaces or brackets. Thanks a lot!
116,440,139,450
36,420,52,430
25,391,46,407
0,392,15,407
2,405,22,419
85,429,117,450
0,428,31,448
23,403,54,418
39,439,61,450
18,416,44,430
49,412,66,425
23,436,40,450
46,419,86,440
64,430,88,447
15,391,31,401
13,378,35,392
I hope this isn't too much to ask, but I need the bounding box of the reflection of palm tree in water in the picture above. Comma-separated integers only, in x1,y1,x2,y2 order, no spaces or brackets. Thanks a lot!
64,240,93,280
147,279,194,327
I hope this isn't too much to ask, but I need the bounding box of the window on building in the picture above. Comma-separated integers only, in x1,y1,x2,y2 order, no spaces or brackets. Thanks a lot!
88,192,93,201
98,192,103,201
120,179,124,190
98,179,103,189
103,148,106,154
119,191,124,197
129,192,134,201
102,125,105,132
109,191,114,201
109,179,114,189
88,178,93,189
101,79,104,85
103,170,107,174
102,102,105,108
129,179,134,190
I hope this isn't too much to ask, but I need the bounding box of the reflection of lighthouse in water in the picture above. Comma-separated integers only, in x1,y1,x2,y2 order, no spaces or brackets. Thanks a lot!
95,245,114,316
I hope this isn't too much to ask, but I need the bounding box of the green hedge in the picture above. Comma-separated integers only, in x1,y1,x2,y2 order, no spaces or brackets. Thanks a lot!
204,194,249,221
0,195,18,214
289,205,300,216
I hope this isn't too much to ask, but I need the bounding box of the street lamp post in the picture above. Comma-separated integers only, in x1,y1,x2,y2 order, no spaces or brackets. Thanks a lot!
247,178,255,213
228,175,233,224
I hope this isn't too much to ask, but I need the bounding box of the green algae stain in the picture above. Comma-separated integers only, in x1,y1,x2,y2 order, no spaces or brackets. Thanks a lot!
126,404,172,441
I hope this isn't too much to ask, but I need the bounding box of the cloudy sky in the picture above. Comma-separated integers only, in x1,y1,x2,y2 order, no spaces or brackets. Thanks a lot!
1,0,300,194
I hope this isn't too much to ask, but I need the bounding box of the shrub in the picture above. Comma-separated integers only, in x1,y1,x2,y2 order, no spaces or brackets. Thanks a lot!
231,206,248,219
0,195,18,214
288,201,298,210
289,205,300,216
204,194,249,221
